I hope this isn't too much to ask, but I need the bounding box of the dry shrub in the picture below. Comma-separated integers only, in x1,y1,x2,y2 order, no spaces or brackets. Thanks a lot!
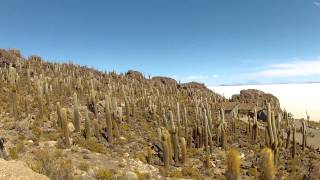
30,149,73,180
95,168,114,180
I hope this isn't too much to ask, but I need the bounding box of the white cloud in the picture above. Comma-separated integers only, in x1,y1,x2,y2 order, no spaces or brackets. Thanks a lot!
254,59,320,77
212,74,220,78
315,1,320,7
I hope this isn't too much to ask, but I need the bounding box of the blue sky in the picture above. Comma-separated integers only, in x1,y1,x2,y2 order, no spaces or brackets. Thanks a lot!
1,0,320,86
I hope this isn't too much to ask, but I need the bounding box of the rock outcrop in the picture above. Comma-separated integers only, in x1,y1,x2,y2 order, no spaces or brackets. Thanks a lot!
231,89,281,112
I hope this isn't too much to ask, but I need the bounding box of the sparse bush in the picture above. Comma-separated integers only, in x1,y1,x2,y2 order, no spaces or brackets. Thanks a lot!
169,170,183,178
182,166,202,179
78,162,89,172
73,136,106,153
95,168,114,180
30,149,73,180
8,147,18,159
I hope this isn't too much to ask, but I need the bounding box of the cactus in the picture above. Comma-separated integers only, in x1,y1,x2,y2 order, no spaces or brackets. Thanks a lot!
161,130,170,169
292,126,296,158
105,96,113,143
112,112,120,138
56,102,62,128
286,126,291,149
301,121,307,151
61,108,71,148
183,107,188,145
225,148,240,180
204,109,209,152
9,86,18,120
221,127,227,149
271,111,278,148
73,92,80,132
169,111,179,164
179,137,187,165
93,119,101,140
252,107,258,141
125,99,130,121
176,103,182,137
266,103,274,148
260,148,275,180
84,108,91,139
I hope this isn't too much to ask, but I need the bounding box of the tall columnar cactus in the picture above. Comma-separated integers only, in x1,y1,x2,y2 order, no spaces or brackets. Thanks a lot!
176,103,182,137
266,103,274,148
260,148,275,180
105,96,113,143
225,148,241,180
93,119,101,140
301,121,307,151
61,108,71,148
232,111,237,134
219,107,227,149
161,129,170,169
179,137,187,165
125,99,130,121
248,116,252,134
292,126,296,158
271,111,278,148
169,111,179,164
183,107,189,145
286,125,291,149
204,109,209,152
9,86,17,120
84,108,91,139
73,92,80,132
252,107,258,141
56,102,62,128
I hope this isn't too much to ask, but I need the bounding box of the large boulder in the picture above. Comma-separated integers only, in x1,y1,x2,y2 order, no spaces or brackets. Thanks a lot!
0,159,49,180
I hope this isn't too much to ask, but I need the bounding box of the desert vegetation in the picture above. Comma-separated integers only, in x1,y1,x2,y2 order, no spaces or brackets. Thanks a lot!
0,48,319,179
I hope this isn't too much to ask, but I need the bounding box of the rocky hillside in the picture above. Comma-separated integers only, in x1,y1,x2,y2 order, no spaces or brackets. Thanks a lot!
0,48,319,180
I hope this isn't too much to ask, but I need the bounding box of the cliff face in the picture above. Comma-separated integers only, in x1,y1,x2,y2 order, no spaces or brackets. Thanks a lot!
231,89,281,111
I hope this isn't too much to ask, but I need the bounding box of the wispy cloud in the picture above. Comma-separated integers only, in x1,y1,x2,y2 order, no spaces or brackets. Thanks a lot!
212,74,220,78
254,59,320,77
314,1,320,7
